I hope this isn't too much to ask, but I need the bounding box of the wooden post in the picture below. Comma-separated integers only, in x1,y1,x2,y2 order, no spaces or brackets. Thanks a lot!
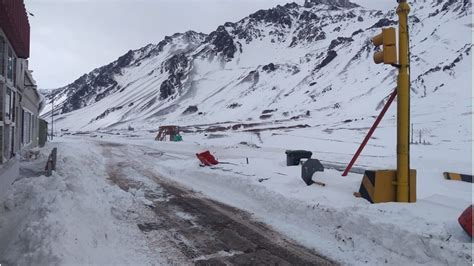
45,147,58,176
51,147,57,171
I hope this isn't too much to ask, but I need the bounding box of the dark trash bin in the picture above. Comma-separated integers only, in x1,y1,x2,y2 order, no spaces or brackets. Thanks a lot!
285,150,312,166
301,158,324,186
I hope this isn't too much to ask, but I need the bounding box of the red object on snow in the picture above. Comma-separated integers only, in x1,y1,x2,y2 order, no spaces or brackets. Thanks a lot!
458,205,473,238
196,151,219,166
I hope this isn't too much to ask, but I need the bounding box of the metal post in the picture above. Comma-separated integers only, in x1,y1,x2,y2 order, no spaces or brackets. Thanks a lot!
51,97,54,140
342,89,397,176
396,0,411,202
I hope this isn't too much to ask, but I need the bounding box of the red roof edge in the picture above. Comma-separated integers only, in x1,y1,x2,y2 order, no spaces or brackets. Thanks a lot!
0,0,30,58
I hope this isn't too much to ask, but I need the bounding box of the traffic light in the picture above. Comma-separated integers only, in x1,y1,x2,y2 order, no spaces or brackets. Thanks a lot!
372,27,397,65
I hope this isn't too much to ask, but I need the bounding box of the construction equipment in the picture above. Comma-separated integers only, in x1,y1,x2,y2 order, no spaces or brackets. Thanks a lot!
155,126,180,141
173,134,183,142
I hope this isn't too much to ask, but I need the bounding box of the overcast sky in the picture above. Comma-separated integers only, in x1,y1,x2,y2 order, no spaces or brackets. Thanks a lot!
24,0,392,89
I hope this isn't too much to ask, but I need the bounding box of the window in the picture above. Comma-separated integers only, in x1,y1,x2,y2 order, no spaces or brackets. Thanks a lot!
0,125,3,163
3,126,8,160
10,126,14,158
21,109,24,144
5,88,11,121
12,93,16,123
28,113,32,142
24,112,28,143
0,84,3,120
23,111,27,143
0,36,5,77
13,56,16,87
7,47,13,81
21,109,36,145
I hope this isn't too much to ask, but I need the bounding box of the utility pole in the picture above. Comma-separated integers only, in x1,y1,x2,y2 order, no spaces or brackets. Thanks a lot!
51,97,54,140
396,0,411,202
345,0,416,204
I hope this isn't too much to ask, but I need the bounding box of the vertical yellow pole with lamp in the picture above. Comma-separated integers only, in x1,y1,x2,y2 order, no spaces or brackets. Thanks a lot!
396,0,411,203
354,0,416,204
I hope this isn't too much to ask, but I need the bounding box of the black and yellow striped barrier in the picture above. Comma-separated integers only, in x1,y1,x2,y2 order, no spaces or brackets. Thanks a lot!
443,172,473,183
357,169,416,203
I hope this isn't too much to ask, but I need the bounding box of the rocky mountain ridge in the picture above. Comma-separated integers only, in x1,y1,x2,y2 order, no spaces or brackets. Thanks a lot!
40,0,471,149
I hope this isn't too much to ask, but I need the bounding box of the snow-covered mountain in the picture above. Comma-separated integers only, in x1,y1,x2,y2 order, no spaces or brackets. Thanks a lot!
41,0,472,146
27,2,473,264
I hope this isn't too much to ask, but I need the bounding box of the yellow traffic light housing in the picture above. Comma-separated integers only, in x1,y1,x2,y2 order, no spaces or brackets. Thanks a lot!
372,27,397,65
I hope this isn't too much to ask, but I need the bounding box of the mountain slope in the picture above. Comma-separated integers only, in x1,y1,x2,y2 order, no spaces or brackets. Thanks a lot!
41,0,472,148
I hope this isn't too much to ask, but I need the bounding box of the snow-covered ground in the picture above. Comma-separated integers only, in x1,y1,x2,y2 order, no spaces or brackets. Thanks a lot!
0,140,169,265
5,0,470,264
107,130,473,265
1,132,471,265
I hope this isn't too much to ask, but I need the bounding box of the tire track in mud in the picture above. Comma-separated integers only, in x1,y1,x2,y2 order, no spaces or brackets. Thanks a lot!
100,142,335,265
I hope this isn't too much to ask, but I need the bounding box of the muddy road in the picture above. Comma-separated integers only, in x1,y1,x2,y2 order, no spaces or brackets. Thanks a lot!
101,142,334,265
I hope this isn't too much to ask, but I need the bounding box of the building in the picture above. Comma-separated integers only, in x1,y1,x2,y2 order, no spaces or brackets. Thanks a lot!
0,0,44,200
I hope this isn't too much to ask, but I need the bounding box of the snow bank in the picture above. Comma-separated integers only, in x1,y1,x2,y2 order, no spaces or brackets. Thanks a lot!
0,141,165,265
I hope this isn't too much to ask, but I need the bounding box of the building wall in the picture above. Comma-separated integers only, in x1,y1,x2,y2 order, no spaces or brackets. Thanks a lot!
0,28,21,163
0,25,41,201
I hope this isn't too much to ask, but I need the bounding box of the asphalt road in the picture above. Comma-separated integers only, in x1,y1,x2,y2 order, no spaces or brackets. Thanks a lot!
102,142,335,265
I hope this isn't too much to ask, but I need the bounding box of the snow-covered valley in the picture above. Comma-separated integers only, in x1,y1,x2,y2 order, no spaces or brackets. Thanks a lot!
2,0,472,264
0,134,471,265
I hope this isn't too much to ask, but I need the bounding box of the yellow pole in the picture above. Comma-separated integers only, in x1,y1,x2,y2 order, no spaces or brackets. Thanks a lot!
396,0,411,202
